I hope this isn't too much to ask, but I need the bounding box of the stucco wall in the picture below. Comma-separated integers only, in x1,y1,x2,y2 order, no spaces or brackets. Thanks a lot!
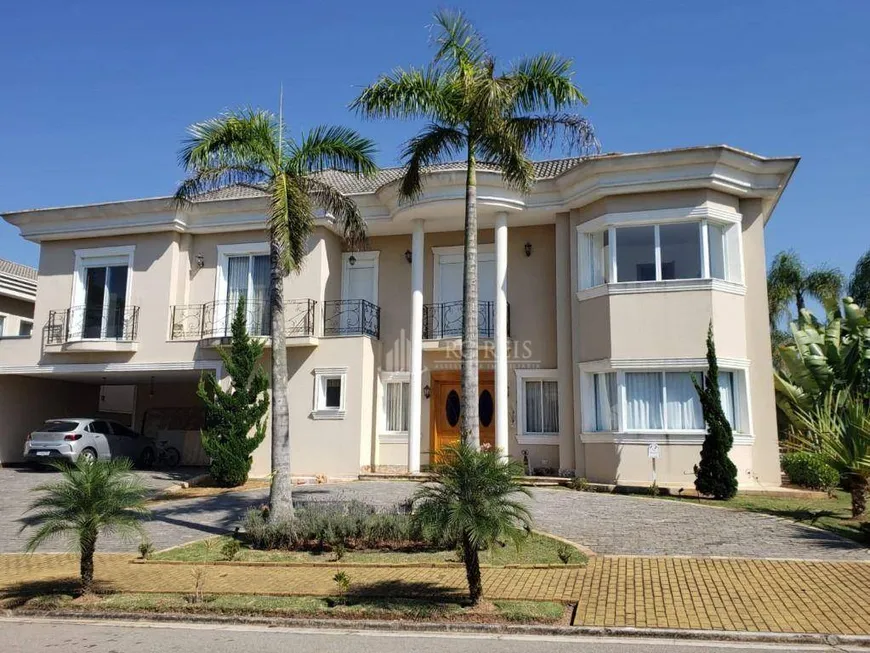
0,295,35,339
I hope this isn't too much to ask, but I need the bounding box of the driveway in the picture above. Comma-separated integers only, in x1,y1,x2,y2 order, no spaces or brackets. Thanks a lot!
4,478,868,560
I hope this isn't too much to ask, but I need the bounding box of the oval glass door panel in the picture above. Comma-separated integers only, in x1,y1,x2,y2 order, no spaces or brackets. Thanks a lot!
445,390,461,427
479,390,494,427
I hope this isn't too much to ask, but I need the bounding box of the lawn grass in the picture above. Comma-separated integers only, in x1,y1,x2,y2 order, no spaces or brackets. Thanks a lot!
151,531,586,566
661,490,868,545
17,592,567,624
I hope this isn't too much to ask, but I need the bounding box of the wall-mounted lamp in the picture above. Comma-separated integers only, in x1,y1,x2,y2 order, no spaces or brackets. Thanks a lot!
195,253,205,268
404,250,412,264
149,375,156,399
524,242,533,258
348,254,357,266
423,384,431,399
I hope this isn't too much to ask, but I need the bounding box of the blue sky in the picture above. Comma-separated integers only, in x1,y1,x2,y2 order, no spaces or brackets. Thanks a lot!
1,0,868,283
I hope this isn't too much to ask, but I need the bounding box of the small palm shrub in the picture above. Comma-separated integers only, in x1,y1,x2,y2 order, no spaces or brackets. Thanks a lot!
221,537,242,561
413,441,532,605
138,540,154,560
781,452,840,491
22,459,151,593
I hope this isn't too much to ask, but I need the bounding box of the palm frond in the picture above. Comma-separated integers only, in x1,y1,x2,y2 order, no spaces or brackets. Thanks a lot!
269,173,313,273
288,126,378,177
475,126,534,192
430,8,487,70
179,109,279,173
398,123,467,200
301,178,367,250
507,53,588,113
806,267,845,312
506,114,598,156
173,165,268,206
351,66,456,121
848,248,870,307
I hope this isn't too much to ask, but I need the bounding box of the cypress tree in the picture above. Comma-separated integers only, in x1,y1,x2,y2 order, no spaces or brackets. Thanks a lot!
197,298,269,487
692,323,739,499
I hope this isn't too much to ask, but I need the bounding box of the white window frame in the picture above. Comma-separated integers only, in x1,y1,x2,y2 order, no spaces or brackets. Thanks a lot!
312,366,347,420
215,242,270,330
433,244,497,305
71,245,136,341
578,360,751,444
576,206,744,297
341,251,379,303
18,319,33,337
515,368,560,445
378,371,411,441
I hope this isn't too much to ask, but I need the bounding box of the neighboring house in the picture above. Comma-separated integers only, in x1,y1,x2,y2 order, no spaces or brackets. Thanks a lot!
0,145,797,486
0,258,36,340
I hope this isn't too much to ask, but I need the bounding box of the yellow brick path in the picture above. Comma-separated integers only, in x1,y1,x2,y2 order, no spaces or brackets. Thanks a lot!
574,556,870,635
3,553,870,635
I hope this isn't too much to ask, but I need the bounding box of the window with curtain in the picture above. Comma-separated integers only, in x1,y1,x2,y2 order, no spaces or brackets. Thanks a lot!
665,372,704,430
580,231,609,289
384,381,410,432
593,372,618,431
717,371,737,430
708,223,727,280
226,254,270,336
524,380,559,434
625,372,664,429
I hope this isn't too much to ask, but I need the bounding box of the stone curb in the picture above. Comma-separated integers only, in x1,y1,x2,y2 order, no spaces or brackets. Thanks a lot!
6,610,870,646
133,559,587,570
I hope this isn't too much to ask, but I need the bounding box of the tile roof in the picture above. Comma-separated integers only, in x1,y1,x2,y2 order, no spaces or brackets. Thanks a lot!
192,156,595,201
0,258,37,281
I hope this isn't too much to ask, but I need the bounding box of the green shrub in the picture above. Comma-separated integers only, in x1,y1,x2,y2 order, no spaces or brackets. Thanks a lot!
781,452,840,490
570,477,590,492
138,539,154,560
221,538,242,561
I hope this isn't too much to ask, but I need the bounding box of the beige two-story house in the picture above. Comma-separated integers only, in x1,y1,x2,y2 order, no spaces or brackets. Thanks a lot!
0,258,36,340
0,145,796,488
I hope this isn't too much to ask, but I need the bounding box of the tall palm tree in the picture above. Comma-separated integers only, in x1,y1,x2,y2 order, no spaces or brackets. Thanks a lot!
848,247,870,307
413,440,532,604
352,10,597,447
175,109,376,520
768,250,844,329
22,459,151,594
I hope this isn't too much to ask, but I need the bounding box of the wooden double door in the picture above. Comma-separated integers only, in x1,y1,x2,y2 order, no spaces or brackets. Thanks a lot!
430,371,496,453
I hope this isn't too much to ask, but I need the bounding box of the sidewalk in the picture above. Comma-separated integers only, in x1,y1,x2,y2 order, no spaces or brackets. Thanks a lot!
574,556,870,635
2,553,869,636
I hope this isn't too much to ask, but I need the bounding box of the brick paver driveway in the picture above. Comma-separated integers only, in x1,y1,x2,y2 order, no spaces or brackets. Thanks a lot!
5,478,868,560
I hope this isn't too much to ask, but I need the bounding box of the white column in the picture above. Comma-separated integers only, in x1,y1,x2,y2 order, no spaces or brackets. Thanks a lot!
495,212,509,455
408,219,425,474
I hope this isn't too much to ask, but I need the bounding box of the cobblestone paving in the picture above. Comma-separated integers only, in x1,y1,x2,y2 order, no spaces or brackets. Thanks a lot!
574,556,870,635
5,478,869,560
0,554,584,602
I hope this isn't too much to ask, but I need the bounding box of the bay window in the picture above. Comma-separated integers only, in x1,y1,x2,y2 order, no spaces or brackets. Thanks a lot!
578,220,741,290
589,369,742,433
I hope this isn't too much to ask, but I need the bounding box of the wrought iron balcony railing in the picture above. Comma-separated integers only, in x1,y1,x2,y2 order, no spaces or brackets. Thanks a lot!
170,299,317,340
322,299,380,339
47,305,140,344
422,301,510,340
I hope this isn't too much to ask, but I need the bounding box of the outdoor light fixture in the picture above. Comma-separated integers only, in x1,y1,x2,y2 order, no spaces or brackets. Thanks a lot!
349,254,357,266
195,253,205,268
404,250,412,264
423,384,431,399
149,375,156,399
524,242,533,257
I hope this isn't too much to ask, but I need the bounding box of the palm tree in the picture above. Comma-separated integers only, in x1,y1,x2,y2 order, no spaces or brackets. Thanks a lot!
412,441,532,604
848,248,870,307
21,459,151,593
768,250,844,329
175,109,376,520
352,10,597,447
791,390,870,517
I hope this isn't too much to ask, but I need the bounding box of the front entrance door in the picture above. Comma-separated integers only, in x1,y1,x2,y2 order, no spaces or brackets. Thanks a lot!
430,372,496,454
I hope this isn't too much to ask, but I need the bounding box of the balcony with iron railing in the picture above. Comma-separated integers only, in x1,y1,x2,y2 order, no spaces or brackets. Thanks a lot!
422,301,510,345
169,299,317,345
45,305,140,352
322,299,380,339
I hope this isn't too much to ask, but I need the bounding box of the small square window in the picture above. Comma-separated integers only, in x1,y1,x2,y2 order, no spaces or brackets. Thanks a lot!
313,369,347,418
19,321,33,337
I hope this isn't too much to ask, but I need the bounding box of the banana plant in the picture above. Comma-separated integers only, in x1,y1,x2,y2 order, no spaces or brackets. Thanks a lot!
775,297,870,429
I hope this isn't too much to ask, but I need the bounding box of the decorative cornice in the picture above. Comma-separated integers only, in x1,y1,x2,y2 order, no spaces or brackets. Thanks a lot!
576,278,746,302
578,357,751,370
580,432,754,445
0,360,221,376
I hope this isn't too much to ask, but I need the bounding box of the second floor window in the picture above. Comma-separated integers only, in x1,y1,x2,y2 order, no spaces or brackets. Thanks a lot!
579,220,741,290
226,254,270,335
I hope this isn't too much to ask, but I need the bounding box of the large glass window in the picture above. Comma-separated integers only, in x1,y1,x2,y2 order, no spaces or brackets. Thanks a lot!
524,380,559,434
708,223,726,280
659,223,701,280
593,372,618,431
665,372,704,430
625,372,664,429
226,254,270,336
615,226,656,282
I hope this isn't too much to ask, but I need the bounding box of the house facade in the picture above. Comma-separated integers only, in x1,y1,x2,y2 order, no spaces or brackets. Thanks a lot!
0,258,36,340
0,145,797,488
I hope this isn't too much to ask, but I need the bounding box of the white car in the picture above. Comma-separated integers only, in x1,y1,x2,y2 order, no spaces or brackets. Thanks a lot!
24,418,154,465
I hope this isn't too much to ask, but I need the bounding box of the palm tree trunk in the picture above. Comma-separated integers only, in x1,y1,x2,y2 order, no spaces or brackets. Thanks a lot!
462,532,483,605
796,290,805,314
461,147,480,449
269,236,294,522
850,475,867,518
79,530,97,594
